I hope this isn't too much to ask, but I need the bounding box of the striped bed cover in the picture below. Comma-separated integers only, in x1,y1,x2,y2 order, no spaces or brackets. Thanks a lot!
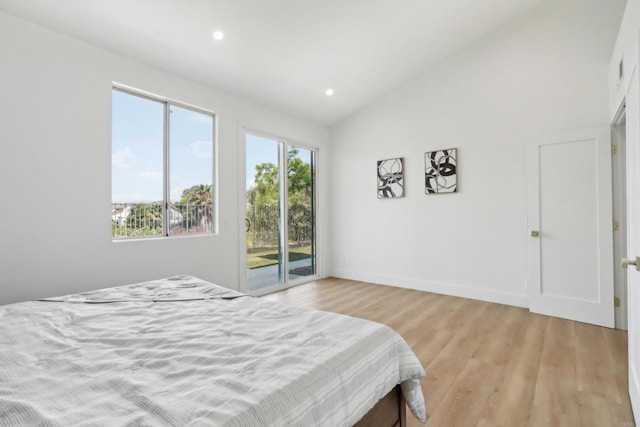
0,276,426,426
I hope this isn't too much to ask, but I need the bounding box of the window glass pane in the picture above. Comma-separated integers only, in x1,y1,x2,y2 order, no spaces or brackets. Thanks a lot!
111,90,164,238
169,105,214,235
245,134,284,291
287,146,315,280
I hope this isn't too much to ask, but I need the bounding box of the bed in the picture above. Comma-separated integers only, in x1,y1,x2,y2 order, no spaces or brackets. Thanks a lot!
0,275,426,426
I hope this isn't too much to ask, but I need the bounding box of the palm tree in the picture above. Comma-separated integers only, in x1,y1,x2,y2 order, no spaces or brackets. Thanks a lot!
180,184,213,231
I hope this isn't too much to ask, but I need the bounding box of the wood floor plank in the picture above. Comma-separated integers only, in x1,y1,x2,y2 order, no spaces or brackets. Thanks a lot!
528,316,580,426
281,280,386,313
425,358,503,427
264,278,634,426
478,366,536,427
474,305,528,366
349,287,419,322
478,310,545,426
578,392,631,427
575,321,624,403
423,354,469,414
437,302,501,361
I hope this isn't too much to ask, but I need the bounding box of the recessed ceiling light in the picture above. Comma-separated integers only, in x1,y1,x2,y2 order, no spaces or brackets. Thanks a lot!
325,88,334,96
212,31,224,41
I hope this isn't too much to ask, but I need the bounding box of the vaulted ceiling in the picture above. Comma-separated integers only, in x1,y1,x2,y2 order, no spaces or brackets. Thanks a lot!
0,0,545,125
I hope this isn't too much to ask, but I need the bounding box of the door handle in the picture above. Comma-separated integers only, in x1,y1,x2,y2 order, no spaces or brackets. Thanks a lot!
531,230,539,237
622,256,640,271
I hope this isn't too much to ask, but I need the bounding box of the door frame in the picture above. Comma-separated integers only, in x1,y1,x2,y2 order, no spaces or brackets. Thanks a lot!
612,101,628,330
238,126,320,295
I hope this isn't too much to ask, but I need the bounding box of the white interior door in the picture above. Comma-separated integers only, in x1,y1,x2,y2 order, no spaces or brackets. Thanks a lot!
624,68,640,422
527,128,614,327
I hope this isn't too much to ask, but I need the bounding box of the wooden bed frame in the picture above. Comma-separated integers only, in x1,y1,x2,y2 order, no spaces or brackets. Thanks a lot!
354,385,407,427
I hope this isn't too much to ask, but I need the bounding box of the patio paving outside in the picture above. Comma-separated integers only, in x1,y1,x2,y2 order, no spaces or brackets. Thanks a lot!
247,258,315,292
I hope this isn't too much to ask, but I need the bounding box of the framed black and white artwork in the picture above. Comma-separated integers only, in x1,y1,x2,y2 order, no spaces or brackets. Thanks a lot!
425,148,457,194
377,157,405,199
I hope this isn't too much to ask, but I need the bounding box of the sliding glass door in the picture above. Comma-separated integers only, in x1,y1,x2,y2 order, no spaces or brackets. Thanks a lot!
286,146,316,281
245,133,316,293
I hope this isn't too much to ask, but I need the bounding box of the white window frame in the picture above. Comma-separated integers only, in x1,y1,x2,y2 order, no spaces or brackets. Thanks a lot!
112,84,217,240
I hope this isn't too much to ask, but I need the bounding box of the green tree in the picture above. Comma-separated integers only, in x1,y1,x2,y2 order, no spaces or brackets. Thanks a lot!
180,184,212,205
247,163,279,206
179,184,213,230
247,149,311,205
286,152,312,243
246,148,313,246
128,202,163,236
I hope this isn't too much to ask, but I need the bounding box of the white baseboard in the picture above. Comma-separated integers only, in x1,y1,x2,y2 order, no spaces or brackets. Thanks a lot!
331,270,529,308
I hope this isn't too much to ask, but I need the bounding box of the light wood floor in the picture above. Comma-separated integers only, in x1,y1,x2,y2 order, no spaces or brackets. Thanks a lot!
263,278,634,427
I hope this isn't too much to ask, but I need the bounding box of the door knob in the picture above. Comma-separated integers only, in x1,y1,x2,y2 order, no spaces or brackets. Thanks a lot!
531,230,539,237
622,256,640,271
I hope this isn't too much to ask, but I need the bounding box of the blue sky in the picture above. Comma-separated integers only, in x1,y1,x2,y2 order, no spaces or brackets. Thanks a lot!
245,134,312,191
112,90,311,203
112,90,213,203
245,134,279,190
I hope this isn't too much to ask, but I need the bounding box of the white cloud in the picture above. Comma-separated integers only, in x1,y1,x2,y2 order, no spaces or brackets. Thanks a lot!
170,187,185,203
188,140,213,160
112,192,143,203
138,171,162,180
112,147,136,169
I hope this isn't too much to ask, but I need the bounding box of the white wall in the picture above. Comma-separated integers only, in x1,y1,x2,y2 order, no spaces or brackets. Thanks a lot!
0,12,329,305
328,0,625,307
610,0,640,119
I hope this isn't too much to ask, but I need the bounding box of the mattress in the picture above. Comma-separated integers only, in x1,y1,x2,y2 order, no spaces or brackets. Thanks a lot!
0,275,426,426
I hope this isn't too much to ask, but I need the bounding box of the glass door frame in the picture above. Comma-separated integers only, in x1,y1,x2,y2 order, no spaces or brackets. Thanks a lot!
240,128,319,296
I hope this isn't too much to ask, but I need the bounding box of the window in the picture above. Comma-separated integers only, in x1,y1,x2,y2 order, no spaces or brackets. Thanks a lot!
111,87,215,239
